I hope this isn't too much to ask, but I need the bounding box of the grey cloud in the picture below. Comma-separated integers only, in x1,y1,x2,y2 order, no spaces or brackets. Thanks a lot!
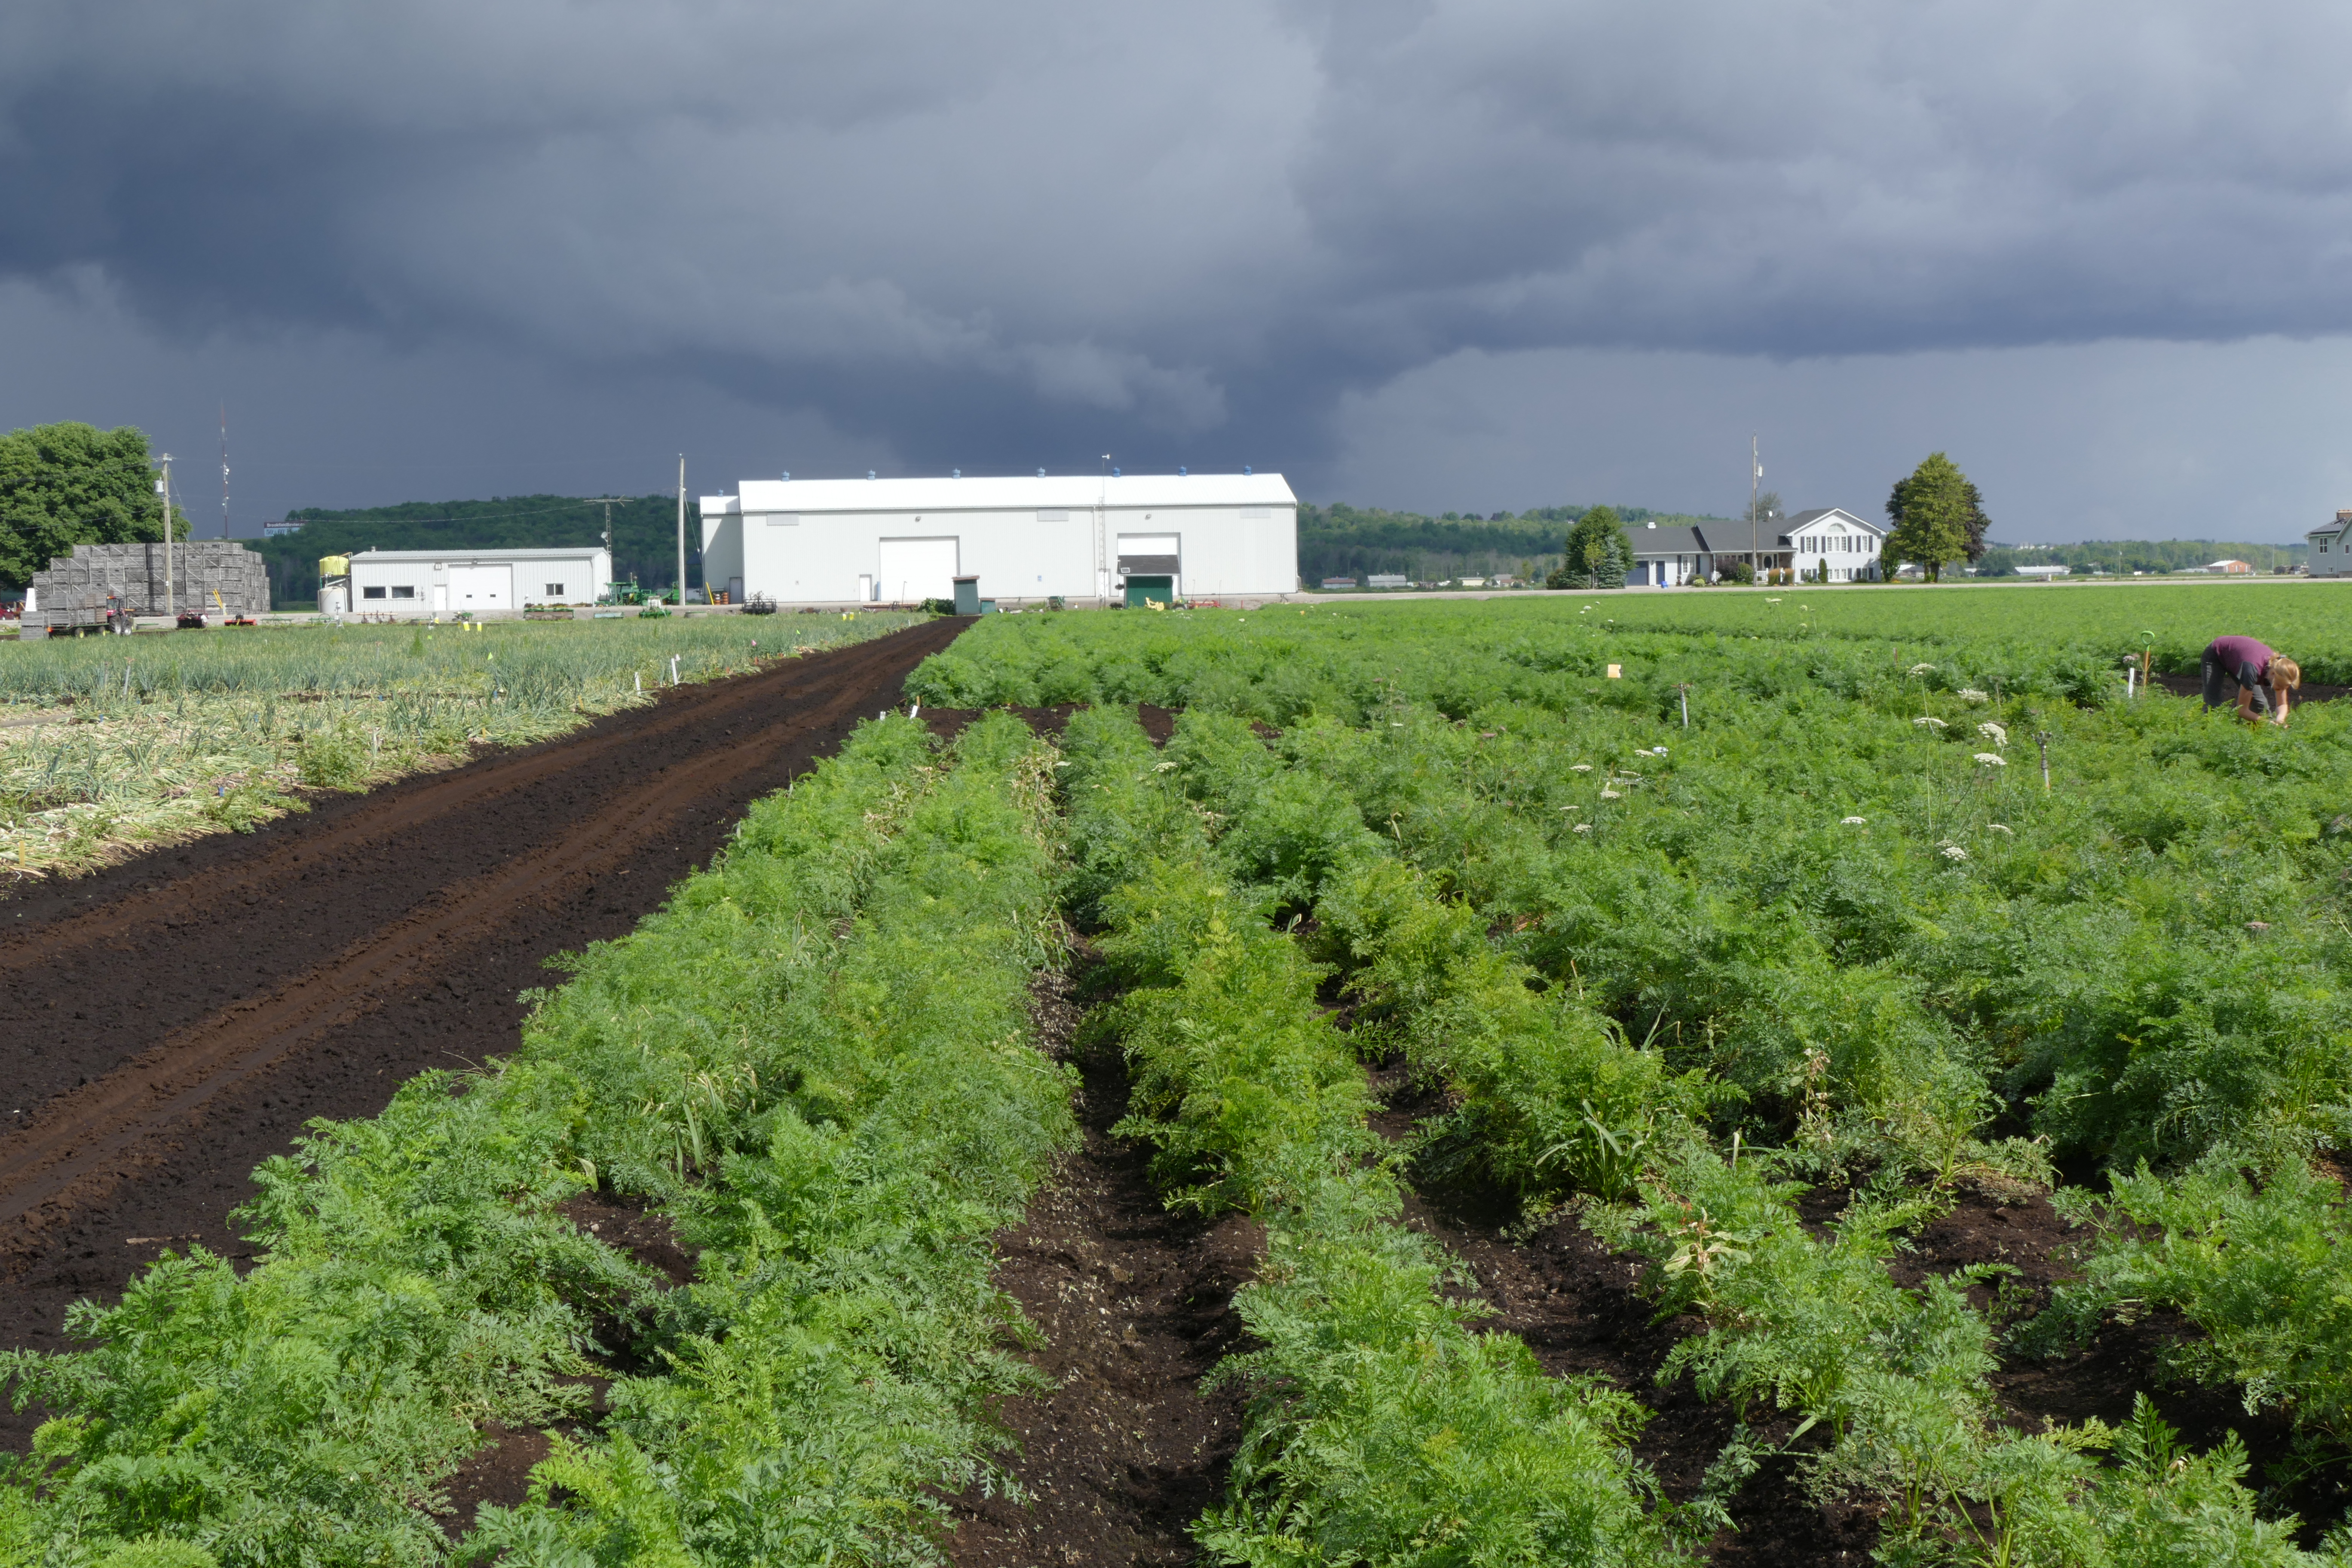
4,0,2352,481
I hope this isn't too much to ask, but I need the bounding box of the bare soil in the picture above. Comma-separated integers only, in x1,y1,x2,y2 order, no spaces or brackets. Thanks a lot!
1372,1069,2349,1561
0,618,963,1456
949,961,1259,1568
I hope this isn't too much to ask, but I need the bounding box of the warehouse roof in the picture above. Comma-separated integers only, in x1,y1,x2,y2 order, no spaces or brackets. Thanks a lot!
351,547,605,561
706,471,1298,516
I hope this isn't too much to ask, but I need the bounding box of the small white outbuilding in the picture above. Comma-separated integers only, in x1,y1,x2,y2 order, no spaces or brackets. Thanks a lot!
698,472,1300,607
344,547,612,615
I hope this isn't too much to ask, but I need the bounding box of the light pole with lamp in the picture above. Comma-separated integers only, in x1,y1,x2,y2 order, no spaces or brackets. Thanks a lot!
156,454,174,623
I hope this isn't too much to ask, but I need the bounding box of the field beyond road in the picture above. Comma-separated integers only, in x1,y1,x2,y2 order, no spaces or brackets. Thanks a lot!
0,611,918,883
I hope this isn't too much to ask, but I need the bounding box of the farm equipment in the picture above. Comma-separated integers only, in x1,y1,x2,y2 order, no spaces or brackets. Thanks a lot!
602,576,656,607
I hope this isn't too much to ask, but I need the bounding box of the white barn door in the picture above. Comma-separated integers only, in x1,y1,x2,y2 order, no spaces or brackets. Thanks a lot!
450,564,513,610
877,537,958,602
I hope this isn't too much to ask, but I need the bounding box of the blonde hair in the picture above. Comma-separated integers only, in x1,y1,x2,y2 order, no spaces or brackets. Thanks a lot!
2272,655,2302,690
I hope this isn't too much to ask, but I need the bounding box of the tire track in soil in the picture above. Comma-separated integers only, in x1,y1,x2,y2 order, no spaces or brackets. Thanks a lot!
0,617,964,1458
949,963,1259,1568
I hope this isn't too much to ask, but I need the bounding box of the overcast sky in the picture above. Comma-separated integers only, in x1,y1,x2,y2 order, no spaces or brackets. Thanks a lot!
5,1,2351,541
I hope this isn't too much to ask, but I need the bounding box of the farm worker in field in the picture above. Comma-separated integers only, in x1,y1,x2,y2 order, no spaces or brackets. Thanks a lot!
2201,635,2300,725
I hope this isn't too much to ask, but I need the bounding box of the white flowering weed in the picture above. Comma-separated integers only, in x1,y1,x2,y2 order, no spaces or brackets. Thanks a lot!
1974,753,2006,766
1914,717,1948,730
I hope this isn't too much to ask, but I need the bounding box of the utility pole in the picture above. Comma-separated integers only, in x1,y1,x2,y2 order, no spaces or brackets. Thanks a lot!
158,453,174,621
676,457,688,608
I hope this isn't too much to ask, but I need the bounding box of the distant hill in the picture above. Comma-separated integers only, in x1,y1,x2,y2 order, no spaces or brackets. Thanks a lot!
255,495,695,608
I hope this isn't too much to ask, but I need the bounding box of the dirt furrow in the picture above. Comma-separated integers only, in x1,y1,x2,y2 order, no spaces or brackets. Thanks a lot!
950,967,1258,1568
0,617,962,1456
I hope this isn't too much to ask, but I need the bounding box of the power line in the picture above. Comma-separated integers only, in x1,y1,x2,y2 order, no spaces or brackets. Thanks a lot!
278,497,663,529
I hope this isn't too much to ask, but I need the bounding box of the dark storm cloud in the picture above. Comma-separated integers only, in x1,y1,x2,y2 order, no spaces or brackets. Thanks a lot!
5,0,2350,472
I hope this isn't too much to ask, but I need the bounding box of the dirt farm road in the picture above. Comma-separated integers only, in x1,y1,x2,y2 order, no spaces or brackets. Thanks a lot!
0,616,962,1447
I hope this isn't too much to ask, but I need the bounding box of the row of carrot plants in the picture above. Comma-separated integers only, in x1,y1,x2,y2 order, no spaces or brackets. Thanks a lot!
1,710,1073,1568
1059,706,1700,1566
1127,696,2351,1565
919,602,2352,1498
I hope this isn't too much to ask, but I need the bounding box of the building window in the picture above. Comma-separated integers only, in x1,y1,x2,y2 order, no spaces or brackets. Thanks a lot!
544,582,565,596
391,585,416,599
362,585,387,600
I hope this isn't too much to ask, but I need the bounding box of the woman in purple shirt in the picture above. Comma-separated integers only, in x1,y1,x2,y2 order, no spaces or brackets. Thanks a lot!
2202,635,2300,724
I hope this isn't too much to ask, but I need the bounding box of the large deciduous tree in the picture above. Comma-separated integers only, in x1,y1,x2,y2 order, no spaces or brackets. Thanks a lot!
1884,453,1981,583
0,422,186,591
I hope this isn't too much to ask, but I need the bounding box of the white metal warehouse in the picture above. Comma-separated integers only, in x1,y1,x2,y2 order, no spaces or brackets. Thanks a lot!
697,472,1300,607
341,547,612,615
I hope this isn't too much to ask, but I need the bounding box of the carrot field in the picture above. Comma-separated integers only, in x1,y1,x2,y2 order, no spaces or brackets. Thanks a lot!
8,584,2352,1566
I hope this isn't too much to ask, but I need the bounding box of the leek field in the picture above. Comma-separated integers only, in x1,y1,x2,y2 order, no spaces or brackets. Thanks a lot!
9,581,2352,1566
0,613,916,883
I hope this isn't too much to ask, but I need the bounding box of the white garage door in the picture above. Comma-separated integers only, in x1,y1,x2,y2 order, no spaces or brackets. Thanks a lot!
450,564,513,610
876,537,959,603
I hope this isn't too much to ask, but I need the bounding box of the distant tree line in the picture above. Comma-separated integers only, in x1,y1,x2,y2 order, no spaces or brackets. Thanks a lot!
1974,539,2306,576
1299,501,1717,585
0,422,189,593
259,495,701,608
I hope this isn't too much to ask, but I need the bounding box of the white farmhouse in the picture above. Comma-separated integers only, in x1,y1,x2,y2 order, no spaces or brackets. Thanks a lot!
1780,508,1886,582
698,472,1300,608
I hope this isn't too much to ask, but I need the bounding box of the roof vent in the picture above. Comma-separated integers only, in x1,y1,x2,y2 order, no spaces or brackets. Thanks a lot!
1244,465,1253,475
1037,468,1046,478
1112,467,1121,478
779,471,790,480
1179,466,1187,476
952,469,961,478
867,470,876,480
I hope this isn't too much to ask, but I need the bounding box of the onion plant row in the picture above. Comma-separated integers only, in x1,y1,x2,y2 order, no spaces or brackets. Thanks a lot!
0,613,916,881
1,709,1073,1568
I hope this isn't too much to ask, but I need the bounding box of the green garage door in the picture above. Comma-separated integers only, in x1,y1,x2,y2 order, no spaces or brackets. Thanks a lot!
1124,575,1174,608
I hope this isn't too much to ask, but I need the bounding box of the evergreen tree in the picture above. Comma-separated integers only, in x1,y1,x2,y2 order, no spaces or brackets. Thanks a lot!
1551,505,1633,589
1883,453,1977,583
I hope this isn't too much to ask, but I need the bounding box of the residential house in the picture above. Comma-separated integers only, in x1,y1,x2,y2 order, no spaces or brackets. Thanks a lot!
1780,508,1886,582
2309,511,2352,578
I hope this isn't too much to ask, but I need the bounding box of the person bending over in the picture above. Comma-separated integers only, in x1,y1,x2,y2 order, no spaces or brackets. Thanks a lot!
2202,635,2299,725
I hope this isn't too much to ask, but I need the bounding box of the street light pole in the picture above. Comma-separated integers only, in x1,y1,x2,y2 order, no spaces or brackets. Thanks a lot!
676,457,687,609
1749,435,1760,584
158,453,174,622
582,497,625,597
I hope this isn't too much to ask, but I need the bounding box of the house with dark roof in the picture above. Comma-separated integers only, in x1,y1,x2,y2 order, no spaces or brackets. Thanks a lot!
1625,521,1716,585
1622,507,1885,584
2307,510,2352,578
